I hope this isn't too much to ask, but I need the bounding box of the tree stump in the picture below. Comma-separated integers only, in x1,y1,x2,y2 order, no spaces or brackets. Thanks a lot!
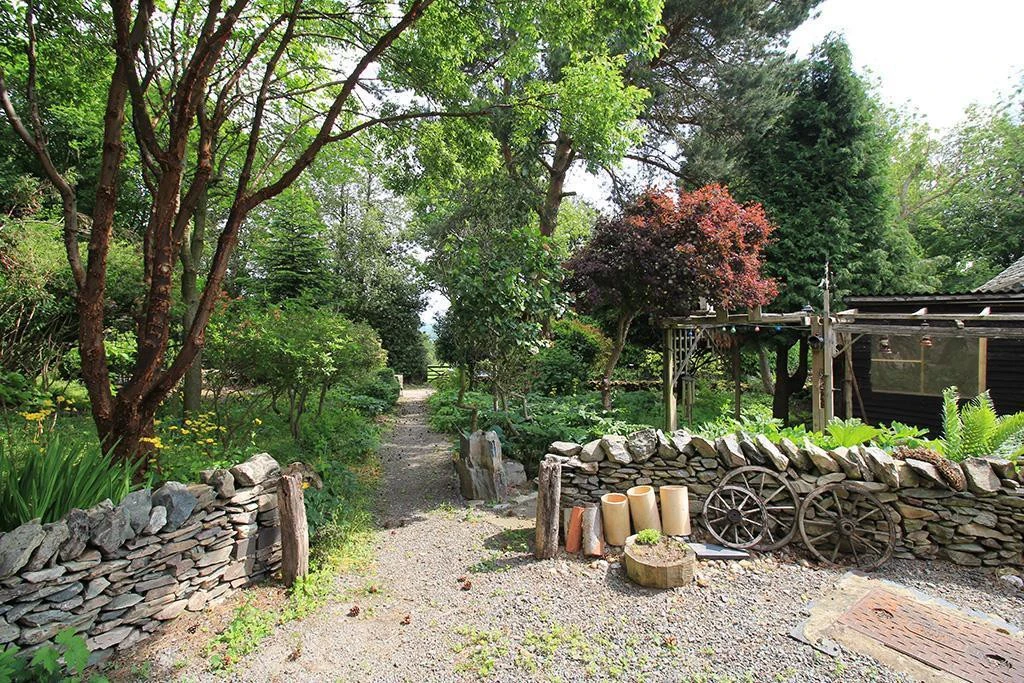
581,503,604,557
278,473,309,585
535,460,562,559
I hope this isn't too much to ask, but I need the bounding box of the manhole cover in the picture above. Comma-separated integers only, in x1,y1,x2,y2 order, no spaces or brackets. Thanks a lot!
837,588,1024,682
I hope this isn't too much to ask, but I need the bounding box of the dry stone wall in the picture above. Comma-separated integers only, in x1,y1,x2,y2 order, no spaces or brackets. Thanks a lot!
549,430,1024,567
0,453,284,664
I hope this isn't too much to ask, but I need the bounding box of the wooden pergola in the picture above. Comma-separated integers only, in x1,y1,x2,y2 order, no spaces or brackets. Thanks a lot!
663,302,1024,433
661,307,813,431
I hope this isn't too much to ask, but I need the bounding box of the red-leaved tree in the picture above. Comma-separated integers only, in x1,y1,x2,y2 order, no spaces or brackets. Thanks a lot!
567,184,777,408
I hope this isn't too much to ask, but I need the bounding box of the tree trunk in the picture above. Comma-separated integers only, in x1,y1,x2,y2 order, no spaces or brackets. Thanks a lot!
758,347,775,394
772,338,809,425
538,133,576,237
601,312,635,410
535,459,562,560
181,188,207,415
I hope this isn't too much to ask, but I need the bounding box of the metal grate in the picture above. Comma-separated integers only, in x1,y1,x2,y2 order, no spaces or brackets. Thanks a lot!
837,588,1024,682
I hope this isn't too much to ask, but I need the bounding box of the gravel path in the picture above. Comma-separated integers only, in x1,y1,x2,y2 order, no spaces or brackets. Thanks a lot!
135,389,1024,682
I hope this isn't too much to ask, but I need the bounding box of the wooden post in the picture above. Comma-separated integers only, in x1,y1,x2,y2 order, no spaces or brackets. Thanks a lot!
581,504,604,557
278,474,309,585
842,334,854,419
732,344,742,421
663,327,677,432
535,460,562,560
810,315,824,431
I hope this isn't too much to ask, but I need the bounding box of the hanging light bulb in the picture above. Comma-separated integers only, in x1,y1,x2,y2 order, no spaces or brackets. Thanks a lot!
754,325,761,332
879,336,892,355
729,326,737,334
774,325,782,332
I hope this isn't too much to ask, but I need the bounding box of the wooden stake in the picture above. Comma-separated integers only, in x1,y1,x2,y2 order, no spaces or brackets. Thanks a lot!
535,460,562,560
581,503,604,557
278,473,309,585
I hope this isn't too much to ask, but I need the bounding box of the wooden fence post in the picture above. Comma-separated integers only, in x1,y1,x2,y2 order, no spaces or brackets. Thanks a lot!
535,460,562,560
278,473,309,585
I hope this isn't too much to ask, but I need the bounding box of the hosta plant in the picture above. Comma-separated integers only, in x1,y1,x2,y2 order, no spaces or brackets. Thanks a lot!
939,387,1024,462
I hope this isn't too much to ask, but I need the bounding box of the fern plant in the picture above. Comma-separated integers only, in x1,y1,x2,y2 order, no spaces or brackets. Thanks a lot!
939,386,1024,462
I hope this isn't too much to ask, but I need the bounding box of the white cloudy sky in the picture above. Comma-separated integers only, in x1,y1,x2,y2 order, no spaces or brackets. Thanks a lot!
421,0,1024,327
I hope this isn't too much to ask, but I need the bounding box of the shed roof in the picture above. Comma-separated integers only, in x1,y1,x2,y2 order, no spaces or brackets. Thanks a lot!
975,255,1024,293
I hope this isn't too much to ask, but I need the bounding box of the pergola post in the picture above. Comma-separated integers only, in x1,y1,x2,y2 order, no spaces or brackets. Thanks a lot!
811,314,825,431
663,327,677,431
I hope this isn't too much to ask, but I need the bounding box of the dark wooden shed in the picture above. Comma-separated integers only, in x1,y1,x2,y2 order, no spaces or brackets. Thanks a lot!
835,258,1024,434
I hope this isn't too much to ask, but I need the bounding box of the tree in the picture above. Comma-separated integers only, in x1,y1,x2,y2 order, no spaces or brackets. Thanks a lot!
889,92,1024,290
256,189,332,304
0,0,582,460
566,184,777,408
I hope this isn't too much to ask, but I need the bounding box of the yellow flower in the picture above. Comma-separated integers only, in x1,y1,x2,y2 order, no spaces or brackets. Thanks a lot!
301,481,310,490
204,438,215,445
180,429,190,436
253,418,263,426
139,436,164,449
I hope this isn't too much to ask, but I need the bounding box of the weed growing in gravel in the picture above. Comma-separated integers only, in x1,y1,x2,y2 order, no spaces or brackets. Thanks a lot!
469,551,509,573
453,626,508,678
206,600,276,670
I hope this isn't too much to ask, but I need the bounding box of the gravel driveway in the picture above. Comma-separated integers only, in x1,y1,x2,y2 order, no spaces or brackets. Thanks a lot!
128,389,1024,682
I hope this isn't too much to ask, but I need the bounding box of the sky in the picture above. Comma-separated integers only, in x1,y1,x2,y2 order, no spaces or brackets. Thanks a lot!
421,0,1024,328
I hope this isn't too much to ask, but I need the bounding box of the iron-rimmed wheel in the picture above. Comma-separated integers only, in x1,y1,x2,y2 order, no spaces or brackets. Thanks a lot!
702,484,768,549
718,466,800,551
797,482,895,570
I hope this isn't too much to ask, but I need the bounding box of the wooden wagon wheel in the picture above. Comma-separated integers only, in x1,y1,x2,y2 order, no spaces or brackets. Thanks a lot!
718,466,800,551
702,484,768,550
797,482,895,570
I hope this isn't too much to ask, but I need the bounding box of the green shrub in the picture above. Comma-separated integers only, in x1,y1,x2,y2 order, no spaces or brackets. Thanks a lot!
0,627,97,682
940,386,1024,461
533,318,610,395
0,436,140,531
635,529,661,545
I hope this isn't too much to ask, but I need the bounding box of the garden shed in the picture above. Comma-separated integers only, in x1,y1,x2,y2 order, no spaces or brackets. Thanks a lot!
833,256,1024,433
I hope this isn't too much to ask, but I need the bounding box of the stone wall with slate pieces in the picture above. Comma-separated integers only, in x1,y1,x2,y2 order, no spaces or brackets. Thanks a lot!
549,430,1024,567
0,452,284,664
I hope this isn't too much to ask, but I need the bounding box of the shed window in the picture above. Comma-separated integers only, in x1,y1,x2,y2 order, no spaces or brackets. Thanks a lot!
870,335,985,396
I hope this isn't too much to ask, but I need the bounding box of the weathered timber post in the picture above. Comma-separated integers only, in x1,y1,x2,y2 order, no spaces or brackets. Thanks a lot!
535,459,562,559
278,473,309,585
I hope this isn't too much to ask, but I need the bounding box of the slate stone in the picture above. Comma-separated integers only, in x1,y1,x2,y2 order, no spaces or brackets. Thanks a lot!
22,566,66,583
961,458,1000,495
229,453,281,487
0,621,19,645
188,483,217,511
862,447,900,488
576,439,604,463
668,430,693,460
549,441,582,457
754,435,789,472
804,440,840,474
985,457,1016,481
85,577,110,600
118,489,152,533
893,461,920,488
655,430,677,459
24,521,69,572
715,435,746,468
905,459,946,487
601,435,631,465
894,503,938,521
816,472,847,486
152,482,197,531
143,506,168,535
564,457,598,474
626,428,658,463
89,504,134,555
59,509,90,561
778,437,812,471
208,469,236,499
0,520,46,579
831,447,865,480
738,439,766,465
943,548,982,567
958,523,1014,541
